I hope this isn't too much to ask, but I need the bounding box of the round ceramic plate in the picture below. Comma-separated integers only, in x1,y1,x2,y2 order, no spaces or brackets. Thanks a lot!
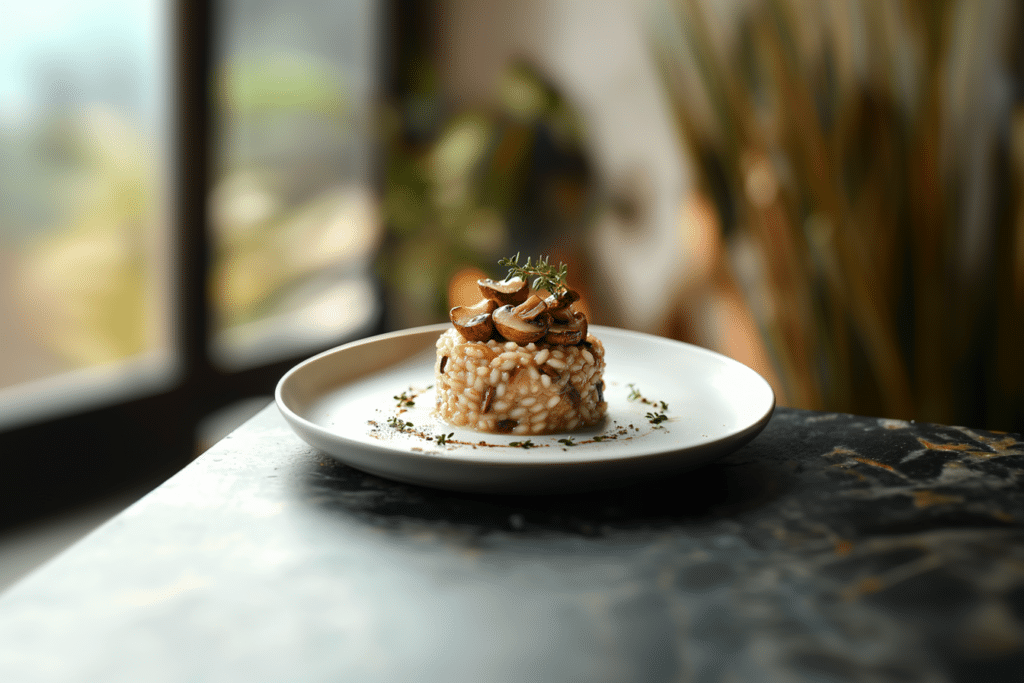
275,324,775,494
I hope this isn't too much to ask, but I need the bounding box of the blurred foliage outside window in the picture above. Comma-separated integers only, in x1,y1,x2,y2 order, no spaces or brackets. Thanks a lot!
0,0,381,419
652,0,1024,431
211,0,379,367
0,0,170,399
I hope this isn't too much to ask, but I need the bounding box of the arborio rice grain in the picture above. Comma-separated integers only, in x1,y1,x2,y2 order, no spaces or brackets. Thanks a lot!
434,328,607,435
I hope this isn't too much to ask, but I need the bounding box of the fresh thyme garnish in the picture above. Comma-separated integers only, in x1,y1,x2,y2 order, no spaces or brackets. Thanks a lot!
646,412,668,427
435,432,455,445
387,416,414,432
592,435,607,442
558,437,577,447
628,384,669,411
509,440,538,449
498,253,569,295
394,391,415,408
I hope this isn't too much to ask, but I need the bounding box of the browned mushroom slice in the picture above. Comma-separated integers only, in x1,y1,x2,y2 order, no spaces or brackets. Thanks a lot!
477,277,529,306
544,308,587,345
561,381,582,408
450,298,497,342
543,288,581,312
538,364,559,380
492,295,549,344
516,294,548,321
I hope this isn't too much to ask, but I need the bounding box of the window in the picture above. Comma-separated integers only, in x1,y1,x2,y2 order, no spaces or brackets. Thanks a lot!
210,0,380,368
0,0,173,425
0,0,384,528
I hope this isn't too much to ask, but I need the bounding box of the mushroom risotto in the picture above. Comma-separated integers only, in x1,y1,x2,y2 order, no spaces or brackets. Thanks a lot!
435,255,607,435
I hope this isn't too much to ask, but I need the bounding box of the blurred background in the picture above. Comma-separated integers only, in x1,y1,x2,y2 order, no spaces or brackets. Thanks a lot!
1,0,1023,586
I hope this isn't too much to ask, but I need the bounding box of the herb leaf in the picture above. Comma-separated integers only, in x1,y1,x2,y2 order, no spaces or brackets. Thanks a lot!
646,412,668,427
387,416,414,432
498,253,569,295
628,384,670,412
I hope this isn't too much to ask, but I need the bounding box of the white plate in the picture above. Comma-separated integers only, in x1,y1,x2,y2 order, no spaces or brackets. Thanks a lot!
275,324,775,494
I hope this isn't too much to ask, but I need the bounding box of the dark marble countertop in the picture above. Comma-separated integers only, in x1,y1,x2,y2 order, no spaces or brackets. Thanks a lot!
0,405,1021,682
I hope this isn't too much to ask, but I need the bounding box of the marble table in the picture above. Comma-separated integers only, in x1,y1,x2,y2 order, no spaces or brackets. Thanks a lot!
0,405,1021,682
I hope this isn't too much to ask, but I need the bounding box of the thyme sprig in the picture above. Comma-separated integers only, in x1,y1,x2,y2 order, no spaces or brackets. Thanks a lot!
498,253,569,295
646,412,668,427
628,383,668,411
387,416,414,432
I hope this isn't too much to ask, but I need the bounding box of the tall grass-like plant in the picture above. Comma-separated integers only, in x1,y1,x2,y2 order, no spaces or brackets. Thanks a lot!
651,0,1024,430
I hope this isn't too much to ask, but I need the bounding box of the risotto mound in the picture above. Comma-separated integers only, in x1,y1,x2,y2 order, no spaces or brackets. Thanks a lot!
435,255,607,435
434,329,606,435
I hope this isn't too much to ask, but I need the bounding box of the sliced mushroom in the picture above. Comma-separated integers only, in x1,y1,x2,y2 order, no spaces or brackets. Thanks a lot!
538,364,560,380
450,298,497,342
492,295,549,344
544,308,587,345
543,288,580,312
515,294,548,321
561,381,582,408
478,277,529,306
